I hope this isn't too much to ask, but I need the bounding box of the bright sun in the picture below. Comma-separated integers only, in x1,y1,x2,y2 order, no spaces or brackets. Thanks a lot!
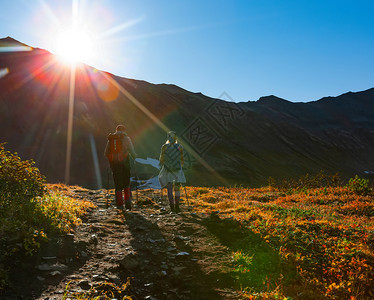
53,28,95,64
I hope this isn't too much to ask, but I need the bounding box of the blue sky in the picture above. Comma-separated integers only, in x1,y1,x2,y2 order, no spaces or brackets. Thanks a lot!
0,0,373,102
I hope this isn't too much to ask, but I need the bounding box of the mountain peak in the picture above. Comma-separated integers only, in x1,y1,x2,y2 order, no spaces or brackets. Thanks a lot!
257,95,290,104
0,36,31,48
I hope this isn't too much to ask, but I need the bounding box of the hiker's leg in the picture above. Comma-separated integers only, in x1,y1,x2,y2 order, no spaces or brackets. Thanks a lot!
167,182,175,212
115,191,123,208
112,163,123,208
124,187,131,210
123,164,131,210
175,183,181,213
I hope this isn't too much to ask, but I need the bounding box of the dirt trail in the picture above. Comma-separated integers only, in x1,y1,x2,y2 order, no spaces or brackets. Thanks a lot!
3,187,239,300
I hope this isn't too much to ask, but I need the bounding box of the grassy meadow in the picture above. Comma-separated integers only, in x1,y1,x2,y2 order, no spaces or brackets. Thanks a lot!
1,142,373,299
186,175,373,299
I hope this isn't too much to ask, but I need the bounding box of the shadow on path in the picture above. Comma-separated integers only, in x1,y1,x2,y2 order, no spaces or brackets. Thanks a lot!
122,210,225,299
1,234,89,300
202,213,300,294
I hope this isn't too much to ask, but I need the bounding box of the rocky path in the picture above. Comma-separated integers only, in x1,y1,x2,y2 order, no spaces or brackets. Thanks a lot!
3,187,239,300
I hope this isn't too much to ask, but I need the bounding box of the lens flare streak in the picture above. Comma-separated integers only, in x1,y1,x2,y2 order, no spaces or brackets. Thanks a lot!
65,63,76,184
89,133,103,189
0,68,9,78
101,73,227,185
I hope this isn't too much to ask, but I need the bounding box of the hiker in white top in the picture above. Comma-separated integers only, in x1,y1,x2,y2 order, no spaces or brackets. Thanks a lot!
158,131,186,212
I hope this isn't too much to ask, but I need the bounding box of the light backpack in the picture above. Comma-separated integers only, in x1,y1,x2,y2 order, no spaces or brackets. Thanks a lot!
164,143,181,171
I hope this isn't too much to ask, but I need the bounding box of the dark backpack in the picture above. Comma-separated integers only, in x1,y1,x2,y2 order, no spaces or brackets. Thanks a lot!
107,133,128,163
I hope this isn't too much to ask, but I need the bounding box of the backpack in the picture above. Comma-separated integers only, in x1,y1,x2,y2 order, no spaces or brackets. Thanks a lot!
163,143,181,171
107,133,128,163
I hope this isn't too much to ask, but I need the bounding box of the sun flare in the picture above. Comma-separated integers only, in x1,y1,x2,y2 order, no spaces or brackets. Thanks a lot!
53,28,95,63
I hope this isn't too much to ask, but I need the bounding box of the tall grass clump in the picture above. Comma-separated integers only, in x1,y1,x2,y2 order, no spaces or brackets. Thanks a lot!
346,175,371,195
0,143,94,290
268,170,344,193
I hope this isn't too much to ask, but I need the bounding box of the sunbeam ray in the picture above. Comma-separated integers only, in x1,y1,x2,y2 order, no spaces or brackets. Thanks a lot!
98,17,145,39
89,133,103,189
10,52,66,94
0,68,9,78
65,62,76,184
0,46,32,52
38,0,60,26
106,20,236,43
100,72,228,185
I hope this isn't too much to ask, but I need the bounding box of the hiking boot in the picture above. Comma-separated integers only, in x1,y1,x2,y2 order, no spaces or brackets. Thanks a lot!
170,204,175,212
115,191,123,207
175,196,180,213
125,201,132,210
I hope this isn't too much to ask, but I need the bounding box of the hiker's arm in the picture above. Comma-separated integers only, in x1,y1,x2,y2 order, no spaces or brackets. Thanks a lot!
179,145,184,167
104,140,109,157
125,136,137,158
159,144,166,165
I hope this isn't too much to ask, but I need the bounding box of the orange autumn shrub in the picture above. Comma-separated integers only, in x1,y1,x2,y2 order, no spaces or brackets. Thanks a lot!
186,179,374,299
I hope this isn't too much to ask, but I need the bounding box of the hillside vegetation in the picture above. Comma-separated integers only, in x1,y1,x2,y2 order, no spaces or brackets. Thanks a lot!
1,142,373,299
0,143,94,290
187,173,374,299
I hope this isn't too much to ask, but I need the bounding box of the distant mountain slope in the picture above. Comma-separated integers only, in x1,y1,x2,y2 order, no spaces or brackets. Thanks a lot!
1,37,373,187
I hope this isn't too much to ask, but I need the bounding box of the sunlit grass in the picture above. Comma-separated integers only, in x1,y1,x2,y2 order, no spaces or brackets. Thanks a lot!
63,279,132,300
37,184,95,234
186,181,374,299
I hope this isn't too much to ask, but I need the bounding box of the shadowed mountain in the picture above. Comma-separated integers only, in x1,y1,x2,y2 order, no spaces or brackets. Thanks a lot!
1,37,373,188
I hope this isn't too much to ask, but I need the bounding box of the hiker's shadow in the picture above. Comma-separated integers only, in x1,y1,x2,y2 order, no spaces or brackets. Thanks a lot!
2,234,89,299
197,213,301,295
121,210,225,299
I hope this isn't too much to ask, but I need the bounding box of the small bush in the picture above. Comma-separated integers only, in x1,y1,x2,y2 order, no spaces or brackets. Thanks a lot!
0,144,94,290
345,175,371,195
0,143,47,262
268,171,343,192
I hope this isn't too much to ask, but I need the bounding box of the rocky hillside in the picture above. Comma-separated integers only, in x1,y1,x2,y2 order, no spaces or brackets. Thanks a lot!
1,36,373,187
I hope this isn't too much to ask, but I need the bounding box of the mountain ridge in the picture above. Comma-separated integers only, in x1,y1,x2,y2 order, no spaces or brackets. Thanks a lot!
1,37,373,187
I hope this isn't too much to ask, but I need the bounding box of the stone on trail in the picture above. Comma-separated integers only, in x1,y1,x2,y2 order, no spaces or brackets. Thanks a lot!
37,263,68,271
49,270,62,277
120,254,139,270
78,279,91,290
156,270,167,277
172,266,186,275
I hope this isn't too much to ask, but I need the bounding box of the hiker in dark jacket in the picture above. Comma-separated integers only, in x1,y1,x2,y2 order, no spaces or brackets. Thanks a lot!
105,125,136,209
158,131,186,212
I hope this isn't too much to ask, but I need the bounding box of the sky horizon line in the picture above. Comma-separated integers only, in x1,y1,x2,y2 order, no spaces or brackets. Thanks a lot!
2,33,373,104
1,1,373,104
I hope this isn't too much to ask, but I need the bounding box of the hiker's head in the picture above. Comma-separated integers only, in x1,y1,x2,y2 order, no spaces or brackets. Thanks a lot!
166,131,177,144
116,125,126,132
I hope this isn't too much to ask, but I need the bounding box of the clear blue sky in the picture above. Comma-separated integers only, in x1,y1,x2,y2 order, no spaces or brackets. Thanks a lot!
1,0,373,102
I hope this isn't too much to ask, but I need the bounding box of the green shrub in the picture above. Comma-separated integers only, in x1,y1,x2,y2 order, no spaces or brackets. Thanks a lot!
268,171,343,192
0,144,95,290
0,143,48,289
346,175,371,195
